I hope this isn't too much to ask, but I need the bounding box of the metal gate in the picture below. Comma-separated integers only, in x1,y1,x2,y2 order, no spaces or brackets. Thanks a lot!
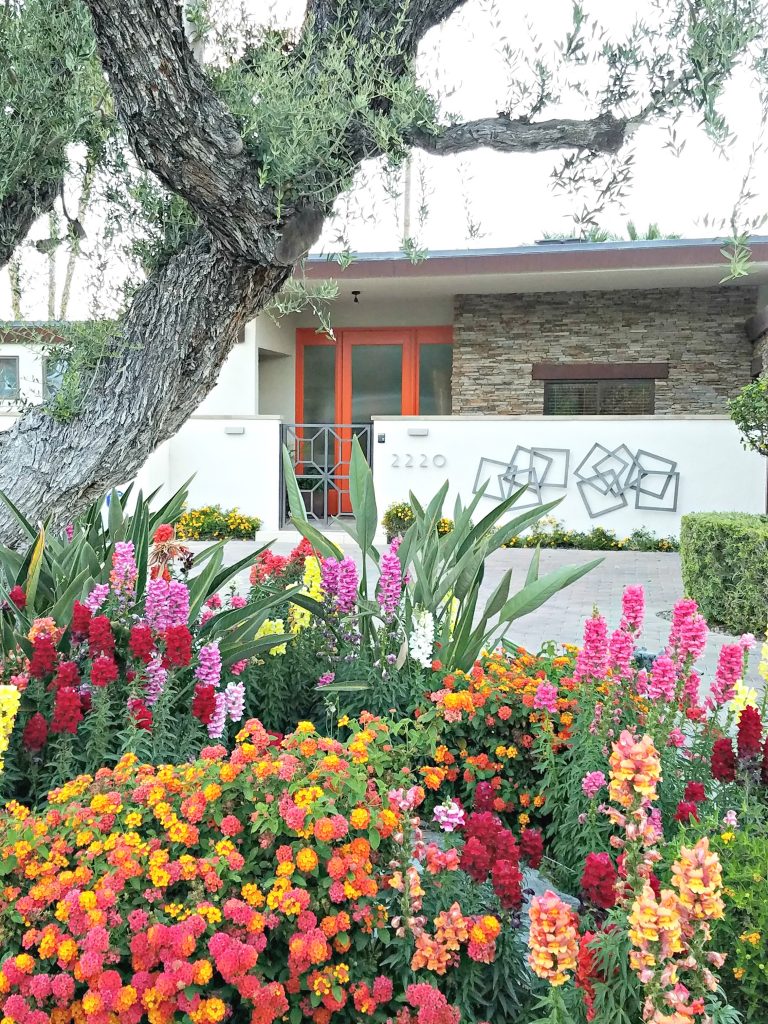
279,423,373,527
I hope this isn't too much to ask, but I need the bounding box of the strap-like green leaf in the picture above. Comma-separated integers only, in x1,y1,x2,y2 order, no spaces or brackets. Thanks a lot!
525,546,542,586
349,436,378,560
25,527,46,615
0,489,37,540
496,557,602,624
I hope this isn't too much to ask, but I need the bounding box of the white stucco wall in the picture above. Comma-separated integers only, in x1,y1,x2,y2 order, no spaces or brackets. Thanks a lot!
372,416,767,536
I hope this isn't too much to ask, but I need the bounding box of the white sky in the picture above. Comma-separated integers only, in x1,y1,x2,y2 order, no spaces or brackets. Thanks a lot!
2,0,767,318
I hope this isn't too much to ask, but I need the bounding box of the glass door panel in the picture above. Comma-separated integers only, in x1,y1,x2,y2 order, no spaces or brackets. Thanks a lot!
351,344,403,419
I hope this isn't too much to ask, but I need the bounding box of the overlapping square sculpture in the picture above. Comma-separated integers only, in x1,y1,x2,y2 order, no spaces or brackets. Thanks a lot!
473,443,679,518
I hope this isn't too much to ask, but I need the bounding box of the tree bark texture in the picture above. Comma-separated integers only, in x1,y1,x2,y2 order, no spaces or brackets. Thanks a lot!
0,177,62,272
0,237,288,542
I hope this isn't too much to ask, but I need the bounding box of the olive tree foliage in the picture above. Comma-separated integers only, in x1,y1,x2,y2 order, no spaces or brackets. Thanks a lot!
0,0,766,542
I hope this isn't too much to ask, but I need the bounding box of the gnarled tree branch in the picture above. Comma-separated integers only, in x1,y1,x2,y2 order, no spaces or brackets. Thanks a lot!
0,176,62,272
410,111,632,156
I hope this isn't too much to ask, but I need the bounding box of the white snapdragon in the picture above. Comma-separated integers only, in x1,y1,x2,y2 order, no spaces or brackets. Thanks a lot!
409,607,435,668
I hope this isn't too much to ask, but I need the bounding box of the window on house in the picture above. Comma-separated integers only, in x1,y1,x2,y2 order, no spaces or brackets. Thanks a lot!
43,356,68,399
543,379,655,416
0,356,20,400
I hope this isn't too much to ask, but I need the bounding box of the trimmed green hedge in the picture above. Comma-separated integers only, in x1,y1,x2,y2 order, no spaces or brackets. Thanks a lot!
680,512,768,635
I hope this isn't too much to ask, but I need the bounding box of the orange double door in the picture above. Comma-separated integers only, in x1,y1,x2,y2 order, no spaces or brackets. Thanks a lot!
295,327,452,514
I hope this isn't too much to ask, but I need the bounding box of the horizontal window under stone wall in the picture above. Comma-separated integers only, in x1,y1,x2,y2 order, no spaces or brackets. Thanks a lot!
451,287,757,415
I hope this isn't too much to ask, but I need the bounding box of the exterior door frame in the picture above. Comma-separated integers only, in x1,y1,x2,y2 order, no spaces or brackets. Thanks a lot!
295,325,453,424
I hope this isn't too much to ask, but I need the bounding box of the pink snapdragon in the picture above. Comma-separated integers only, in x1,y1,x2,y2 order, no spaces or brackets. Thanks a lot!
110,541,137,597
533,681,559,713
433,800,466,833
144,656,168,706
207,690,227,739
145,578,190,631
648,653,676,702
667,598,708,664
581,771,607,798
230,595,247,609
608,627,635,679
85,583,110,613
377,537,403,619
195,642,222,688
709,643,743,707
321,556,359,614
230,659,248,676
318,672,335,687
621,584,645,634
574,612,609,682
224,680,245,723
65,523,74,543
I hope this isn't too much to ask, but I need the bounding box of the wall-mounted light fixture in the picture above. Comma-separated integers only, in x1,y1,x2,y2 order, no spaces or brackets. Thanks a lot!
352,290,360,303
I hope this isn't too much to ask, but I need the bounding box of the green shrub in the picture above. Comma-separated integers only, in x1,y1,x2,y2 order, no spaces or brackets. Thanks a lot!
729,376,768,456
176,504,262,540
381,500,454,543
680,512,768,634
501,516,679,552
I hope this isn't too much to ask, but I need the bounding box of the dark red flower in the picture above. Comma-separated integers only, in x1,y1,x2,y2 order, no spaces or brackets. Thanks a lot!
473,781,494,812
581,852,618,910
737,705,763,759
520,827,544,870
492,858,523,910
29,636,58,679
128,698,153,732
51,661,80,692
90,655,119,688
80,690,92,714
22,713,48,752
153,524,174,544
71,600,92,639
674,800,699,824
8,585,26,610
191,683,216,725
459,836,492,883
711,737,736,783
129,623,155,664
576,931,600,1022
51,687,83,734
89,615,115,657
163,624,192,668
683,781,706,804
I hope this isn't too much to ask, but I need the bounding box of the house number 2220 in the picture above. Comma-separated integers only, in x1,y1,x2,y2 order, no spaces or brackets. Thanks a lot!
391,453,447,468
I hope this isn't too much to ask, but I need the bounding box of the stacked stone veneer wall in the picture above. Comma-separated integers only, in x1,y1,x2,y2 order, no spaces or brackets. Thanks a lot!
452,287,758,415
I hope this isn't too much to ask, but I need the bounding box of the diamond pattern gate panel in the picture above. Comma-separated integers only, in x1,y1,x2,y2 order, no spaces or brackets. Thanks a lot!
279,423,373,527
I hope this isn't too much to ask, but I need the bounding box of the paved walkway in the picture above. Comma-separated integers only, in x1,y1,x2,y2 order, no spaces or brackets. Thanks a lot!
194,541,762,690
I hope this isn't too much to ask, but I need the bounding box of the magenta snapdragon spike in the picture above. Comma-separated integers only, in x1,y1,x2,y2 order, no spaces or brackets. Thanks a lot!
620,584,645,633
144,656,168,706
145,579,171,632
65,523,74,543
321,558,341,597
533,681,558,713
648,653,676,702
667,598,708,664
195,641,222,688
336,557,358,613
167,581,190,627
318,671,335,687
377,536,403,619
85,583,110,613
224,680,245,723
608,627,634,679
207,690,227,739
581,771,607,798
573,612,609,682
710,642,743,706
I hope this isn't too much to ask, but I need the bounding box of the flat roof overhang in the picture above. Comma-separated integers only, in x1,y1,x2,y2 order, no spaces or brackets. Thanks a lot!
302,237,768,298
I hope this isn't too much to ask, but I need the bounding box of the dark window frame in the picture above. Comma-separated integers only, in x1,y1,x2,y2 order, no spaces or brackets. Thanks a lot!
0,355,20,401
543,378,655,416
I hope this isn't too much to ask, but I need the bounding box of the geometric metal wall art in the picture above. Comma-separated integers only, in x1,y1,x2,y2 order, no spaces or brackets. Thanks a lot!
474,442,679,518
575,443,679,518
473,446,570,509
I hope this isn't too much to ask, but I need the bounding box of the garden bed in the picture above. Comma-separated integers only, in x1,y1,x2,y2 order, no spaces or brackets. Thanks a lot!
0,465,765,1024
